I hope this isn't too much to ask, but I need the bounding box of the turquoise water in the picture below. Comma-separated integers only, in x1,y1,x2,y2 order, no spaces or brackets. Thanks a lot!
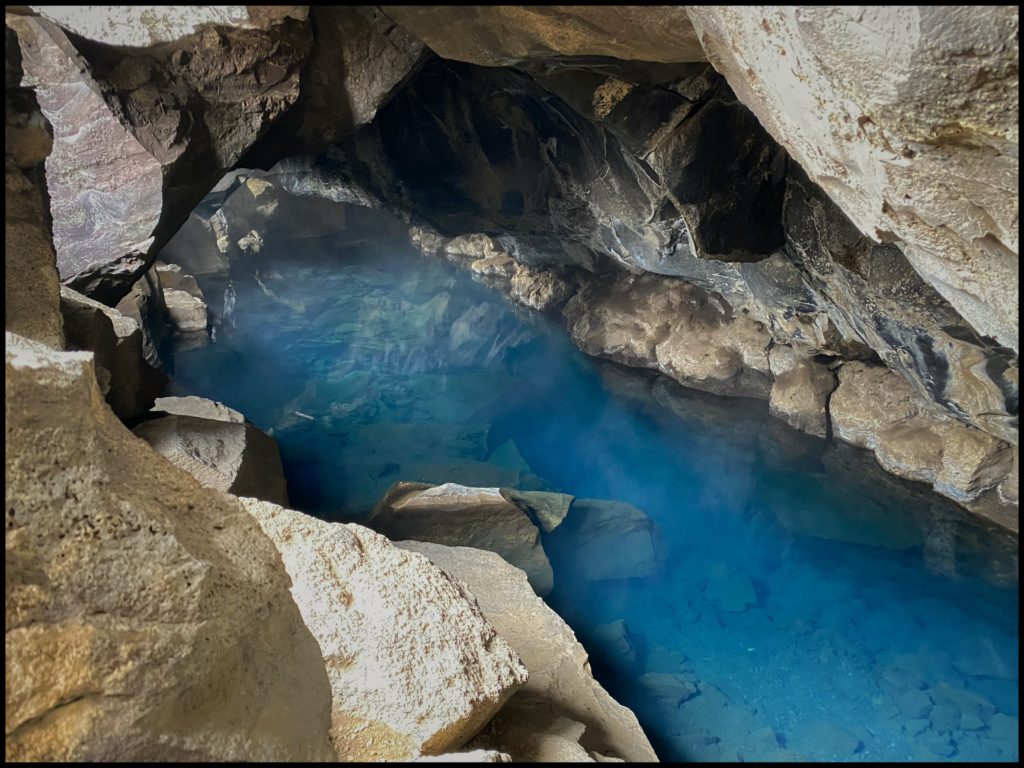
166,204,1018,762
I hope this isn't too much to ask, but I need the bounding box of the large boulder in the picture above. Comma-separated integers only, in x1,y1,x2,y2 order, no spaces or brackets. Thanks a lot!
370,482,553,596
241,499,528,760
5,331,334,761
9,10,311,300
768,357,835,438
398,541,658,763
5,39,62,349
132,395,289,506
551,499,661,582
830,362,1015,527
59,286,167,419
564,272,773,399
689,7,1019,352
384,6,704,65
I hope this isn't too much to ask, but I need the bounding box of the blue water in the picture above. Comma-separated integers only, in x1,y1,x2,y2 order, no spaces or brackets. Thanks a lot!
166,203,1019,762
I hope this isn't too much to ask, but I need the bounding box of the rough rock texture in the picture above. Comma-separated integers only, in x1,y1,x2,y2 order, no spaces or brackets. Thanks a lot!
59,286,167,419
5,331,334,761
115,266,169,368
784,166,1018,445
565,272,773,398
10,11,311,298
242,499,528,760
689,6,1020,352
132,395,289,506
768,358,835,438
243,6,426,164
502,490,574,534
398,541,658,763
27,6,307,46
384,6,704,65
830,362,1015,526
163,288,208,333
370,482,553,596
551,499,661,582
5,37,62,349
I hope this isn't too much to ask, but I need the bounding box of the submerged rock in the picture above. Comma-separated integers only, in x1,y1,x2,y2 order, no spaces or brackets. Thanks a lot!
242,499,527,760
555,499,661,582
398,541,658,762
702,563,757,613
5,332,334,761
132,395,289,506
59,286,167,419
370,482,553,596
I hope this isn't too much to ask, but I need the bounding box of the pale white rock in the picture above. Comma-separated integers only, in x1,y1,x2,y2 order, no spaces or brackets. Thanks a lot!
155,262,204,299
398,541,658,763
416,749,512,762
370,482,554,596
5,331,334,761
689,6,1019,351
132,396,288,505
29,6,308,46
241,499,528,760
163,288,208,333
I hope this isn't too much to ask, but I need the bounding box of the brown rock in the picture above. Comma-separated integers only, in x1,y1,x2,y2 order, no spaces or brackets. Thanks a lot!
5,331,334,761
384,6,705,65
59,286,167,419
769,359,836,438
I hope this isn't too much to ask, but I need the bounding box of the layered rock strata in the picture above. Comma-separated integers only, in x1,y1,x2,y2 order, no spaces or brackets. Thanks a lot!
371,482,554,596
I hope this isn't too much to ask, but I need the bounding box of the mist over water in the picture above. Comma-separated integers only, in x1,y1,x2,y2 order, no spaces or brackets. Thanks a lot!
167,205,1019,762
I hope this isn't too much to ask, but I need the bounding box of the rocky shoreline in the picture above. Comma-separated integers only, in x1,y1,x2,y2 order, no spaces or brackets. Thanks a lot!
5,4,1018,762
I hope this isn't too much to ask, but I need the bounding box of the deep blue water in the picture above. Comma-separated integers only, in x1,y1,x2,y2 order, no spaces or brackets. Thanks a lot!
166,204,1019,762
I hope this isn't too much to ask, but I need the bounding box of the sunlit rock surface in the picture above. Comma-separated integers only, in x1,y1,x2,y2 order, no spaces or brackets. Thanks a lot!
132,395,289,506
689,6,1019,352
371,482,554,596
241,498,528,760
5,332,334,761
59,286,167,419
398,541,658,762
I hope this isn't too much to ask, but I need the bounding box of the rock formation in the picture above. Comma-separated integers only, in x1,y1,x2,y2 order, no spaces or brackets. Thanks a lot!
241,498,529,760
59,286,167,419
399,541,658,762
5,332,335,761
132,395,289,506
371,482,554,596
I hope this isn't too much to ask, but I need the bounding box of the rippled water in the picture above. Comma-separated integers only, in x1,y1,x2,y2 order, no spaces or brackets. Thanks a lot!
166,203,1019,762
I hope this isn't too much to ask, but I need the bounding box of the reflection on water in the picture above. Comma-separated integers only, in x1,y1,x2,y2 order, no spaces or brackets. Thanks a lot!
167,203,1018,762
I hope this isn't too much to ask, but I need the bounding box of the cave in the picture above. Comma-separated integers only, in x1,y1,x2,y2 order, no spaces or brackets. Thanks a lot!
5,6,1020,764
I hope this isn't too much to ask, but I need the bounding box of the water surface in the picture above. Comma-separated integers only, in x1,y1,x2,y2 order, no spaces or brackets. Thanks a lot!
167,203,1019,762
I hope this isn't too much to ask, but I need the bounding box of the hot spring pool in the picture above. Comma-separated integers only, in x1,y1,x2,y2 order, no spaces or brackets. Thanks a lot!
165,217,1019,762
